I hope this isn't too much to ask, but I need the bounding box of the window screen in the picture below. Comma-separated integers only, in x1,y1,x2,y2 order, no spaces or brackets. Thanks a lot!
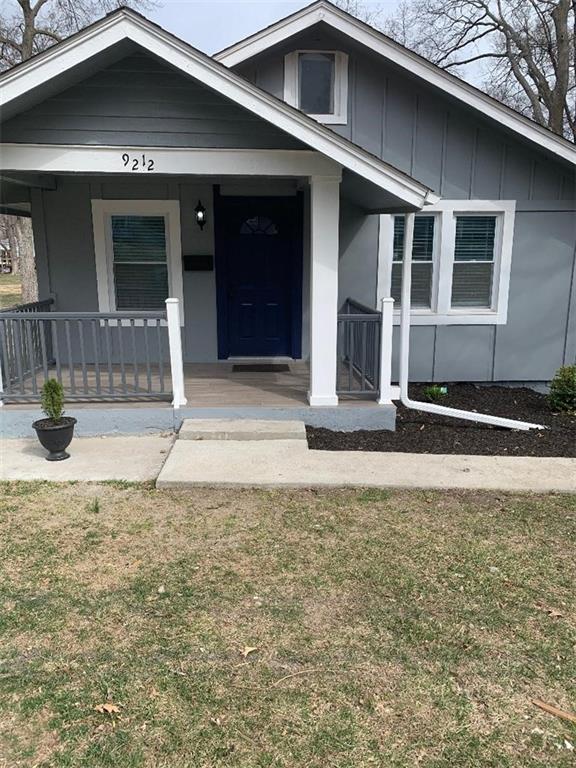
298,52,335,114
391,216,435,308
451,216,496,308
111,215,169,310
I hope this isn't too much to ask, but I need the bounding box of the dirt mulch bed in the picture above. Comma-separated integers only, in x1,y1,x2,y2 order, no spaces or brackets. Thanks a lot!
307,384,576,457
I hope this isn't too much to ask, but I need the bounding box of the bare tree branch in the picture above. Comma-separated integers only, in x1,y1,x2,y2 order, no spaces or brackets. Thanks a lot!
347,0,576,140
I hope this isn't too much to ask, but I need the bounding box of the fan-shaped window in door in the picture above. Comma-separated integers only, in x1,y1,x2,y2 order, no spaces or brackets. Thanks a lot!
240,216,279,235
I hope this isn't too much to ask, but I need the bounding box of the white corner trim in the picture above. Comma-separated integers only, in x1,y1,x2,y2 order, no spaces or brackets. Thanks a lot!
377,200,516,326
284,50,348,125
0,10,432,208
91,199,184,324
216,1,576,169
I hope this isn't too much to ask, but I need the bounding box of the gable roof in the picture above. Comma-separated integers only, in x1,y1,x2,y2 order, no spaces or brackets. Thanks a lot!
0,8,436,209
216,0,576,168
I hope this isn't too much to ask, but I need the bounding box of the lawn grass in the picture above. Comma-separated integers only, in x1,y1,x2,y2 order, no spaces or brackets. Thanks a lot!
0,273,23,308
0,483,574,767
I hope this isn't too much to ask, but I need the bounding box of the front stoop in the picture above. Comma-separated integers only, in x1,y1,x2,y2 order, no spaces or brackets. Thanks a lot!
178,419,306,441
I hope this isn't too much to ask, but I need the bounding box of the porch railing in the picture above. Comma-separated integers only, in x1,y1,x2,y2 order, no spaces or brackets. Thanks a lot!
337,298,381,397
0,299,186,405
0,298,55,387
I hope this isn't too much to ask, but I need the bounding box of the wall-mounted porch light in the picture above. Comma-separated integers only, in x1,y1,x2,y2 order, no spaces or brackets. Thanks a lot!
195,200,207,230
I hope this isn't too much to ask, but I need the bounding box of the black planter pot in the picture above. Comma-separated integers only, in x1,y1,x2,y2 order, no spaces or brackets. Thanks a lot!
32,417,77,461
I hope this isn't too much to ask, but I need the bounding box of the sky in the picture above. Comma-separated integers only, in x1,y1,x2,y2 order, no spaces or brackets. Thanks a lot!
148,0,402,55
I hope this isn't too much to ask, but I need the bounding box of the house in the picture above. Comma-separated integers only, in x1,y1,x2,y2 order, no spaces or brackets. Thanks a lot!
0,0,575,428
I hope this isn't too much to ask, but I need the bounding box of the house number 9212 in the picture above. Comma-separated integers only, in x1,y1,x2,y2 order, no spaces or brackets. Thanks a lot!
122,153,155,172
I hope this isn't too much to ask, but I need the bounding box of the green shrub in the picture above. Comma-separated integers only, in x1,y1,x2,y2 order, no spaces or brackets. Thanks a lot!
548,365,576,413
423,384,448,402
40,379,65,423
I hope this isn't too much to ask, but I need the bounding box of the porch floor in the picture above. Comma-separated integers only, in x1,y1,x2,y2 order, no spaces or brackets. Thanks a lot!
183,362,309,407
3,361,378,408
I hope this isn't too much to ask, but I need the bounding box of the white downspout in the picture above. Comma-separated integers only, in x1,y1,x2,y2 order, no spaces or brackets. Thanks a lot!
398,212,545,432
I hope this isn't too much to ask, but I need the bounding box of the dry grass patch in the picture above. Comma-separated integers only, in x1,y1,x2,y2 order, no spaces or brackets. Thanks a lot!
0,482,575,767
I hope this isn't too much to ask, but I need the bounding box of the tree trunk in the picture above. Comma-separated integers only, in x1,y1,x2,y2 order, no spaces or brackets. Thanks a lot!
15,217,38,303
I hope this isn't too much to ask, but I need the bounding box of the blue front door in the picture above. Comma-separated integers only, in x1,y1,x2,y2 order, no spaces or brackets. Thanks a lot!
215,194,302,358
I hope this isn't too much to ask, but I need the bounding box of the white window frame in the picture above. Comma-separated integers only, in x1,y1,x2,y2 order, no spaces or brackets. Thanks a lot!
389,212,442,312
91,199,184,324
377,200,516,325
284,50,348,124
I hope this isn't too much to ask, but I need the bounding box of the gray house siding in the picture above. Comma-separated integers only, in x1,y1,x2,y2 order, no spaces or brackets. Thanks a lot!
1,52,306,150
235,25,576,382
30,175,311,363
233,26,575,202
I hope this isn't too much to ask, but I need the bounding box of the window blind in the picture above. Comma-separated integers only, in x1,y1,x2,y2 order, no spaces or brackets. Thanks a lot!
392,216,435,308
451,216,496,308
111,215,169,310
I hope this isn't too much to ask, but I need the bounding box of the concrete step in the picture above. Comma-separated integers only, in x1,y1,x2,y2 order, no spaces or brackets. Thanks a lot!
178,418,307,442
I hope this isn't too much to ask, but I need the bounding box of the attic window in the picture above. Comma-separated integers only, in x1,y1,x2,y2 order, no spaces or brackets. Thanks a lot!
284,50,348,124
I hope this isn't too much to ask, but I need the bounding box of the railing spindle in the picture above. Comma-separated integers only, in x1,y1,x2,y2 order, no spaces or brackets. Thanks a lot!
24,320,38,395
65,319,75,394
104,319,114,394
157,320,165,393
78,319,89,394
52,319,62,385
130,318,138,393
38,318,49,385
143,320,152,394
91,319,101,394
12,320,25,395
117,320,127,394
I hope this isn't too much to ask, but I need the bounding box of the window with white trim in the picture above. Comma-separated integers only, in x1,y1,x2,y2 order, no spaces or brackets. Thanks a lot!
378,201,515,325
451,215,496,308
284,50,348,124
91,200,184,321
391,215,436,309
110,215,169,310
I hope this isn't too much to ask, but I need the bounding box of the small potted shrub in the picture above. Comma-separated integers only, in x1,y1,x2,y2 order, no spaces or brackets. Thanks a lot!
548,365,576,413
32,379,76,461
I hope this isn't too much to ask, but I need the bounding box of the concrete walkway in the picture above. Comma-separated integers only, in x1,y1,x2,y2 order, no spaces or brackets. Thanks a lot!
2,421,574,491
1,435,173,482
157,426,576,493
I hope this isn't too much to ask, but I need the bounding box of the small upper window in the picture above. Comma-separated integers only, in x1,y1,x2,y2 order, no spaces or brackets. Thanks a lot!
284,50,348,124
299,53,335,114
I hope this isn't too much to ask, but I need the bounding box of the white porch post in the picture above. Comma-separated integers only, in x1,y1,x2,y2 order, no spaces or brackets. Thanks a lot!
165,298,187,409
308,175,341,407
377,297,394,405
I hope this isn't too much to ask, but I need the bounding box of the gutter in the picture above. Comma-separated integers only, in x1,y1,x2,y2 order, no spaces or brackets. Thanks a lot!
398,212,546,432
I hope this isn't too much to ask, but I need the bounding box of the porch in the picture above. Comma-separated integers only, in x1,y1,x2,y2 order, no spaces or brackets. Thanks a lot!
0,297,396,412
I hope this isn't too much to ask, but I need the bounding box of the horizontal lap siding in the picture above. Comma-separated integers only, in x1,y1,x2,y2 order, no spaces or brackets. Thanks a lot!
236,26,576,381
0,53,305,149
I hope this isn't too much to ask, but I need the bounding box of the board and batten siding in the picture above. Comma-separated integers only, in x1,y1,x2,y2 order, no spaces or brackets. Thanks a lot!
0,52,305,150
238,26,576,381
234,27,575,201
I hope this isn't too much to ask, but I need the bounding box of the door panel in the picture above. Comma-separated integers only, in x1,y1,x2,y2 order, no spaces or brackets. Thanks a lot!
215,195,302,358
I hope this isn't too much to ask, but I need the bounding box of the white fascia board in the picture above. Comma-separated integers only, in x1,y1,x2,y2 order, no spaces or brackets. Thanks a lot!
0,11,433,209
0,145,342,178
216,2,576,169
215,5,326,66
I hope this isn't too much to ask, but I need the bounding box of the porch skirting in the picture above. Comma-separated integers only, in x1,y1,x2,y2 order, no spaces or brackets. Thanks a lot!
0,402,397,438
